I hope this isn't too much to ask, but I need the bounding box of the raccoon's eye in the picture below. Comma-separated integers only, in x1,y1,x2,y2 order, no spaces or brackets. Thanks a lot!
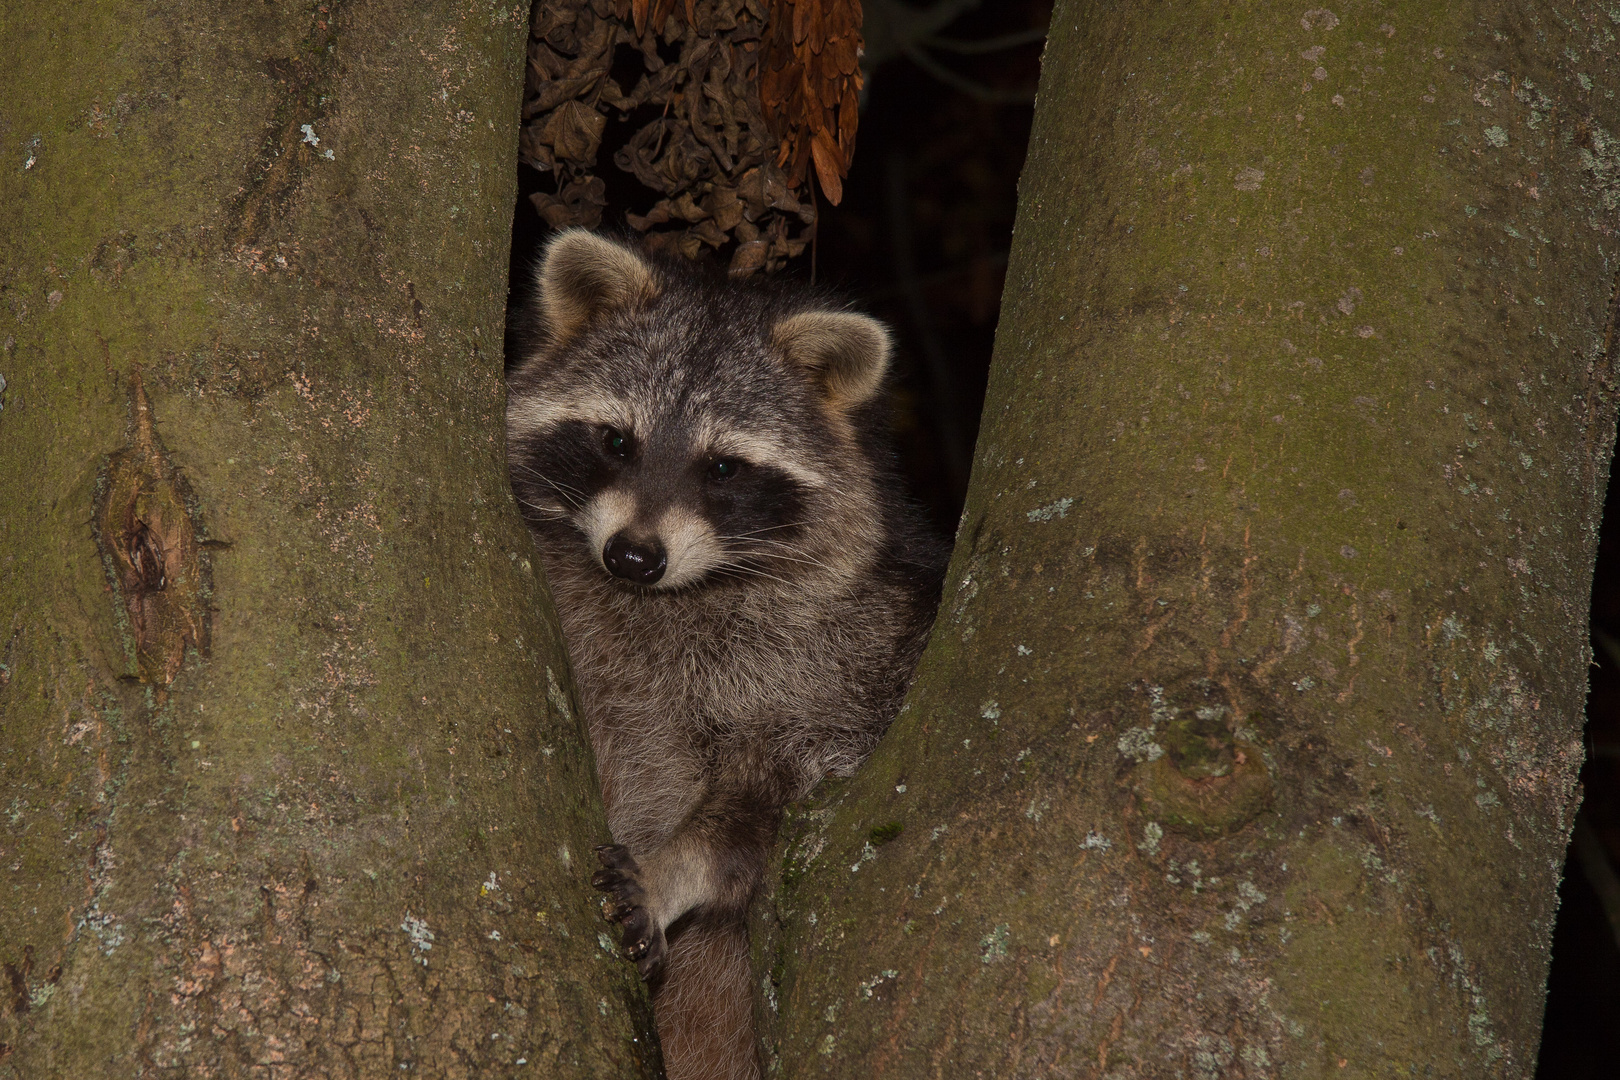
602,428,632,458
708,458,743,482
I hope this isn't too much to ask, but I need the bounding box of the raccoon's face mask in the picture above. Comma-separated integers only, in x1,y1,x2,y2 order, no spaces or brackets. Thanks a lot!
506,230,892,592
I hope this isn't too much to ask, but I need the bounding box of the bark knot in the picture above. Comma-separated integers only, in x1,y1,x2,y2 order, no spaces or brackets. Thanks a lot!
1128,677,1274,838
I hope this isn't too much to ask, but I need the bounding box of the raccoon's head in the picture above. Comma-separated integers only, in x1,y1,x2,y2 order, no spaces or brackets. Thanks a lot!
506,230,893,593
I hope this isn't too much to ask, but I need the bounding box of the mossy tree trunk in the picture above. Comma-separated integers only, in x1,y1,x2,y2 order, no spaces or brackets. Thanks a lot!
756,1,1620,1076
0,2,655,1076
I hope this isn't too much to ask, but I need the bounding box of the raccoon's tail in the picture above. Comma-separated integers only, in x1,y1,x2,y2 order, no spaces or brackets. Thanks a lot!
653,915,759,1080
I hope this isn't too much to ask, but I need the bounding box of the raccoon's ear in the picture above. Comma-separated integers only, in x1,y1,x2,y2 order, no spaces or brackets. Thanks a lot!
772,310,892,412
536,229,658,346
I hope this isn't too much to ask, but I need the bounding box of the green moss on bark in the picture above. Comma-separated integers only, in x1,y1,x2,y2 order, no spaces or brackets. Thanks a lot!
756,1,1618,1076
0,2,655,1075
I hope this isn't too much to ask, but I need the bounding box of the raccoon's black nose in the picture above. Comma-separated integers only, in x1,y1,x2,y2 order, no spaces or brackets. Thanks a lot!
603,534,667,585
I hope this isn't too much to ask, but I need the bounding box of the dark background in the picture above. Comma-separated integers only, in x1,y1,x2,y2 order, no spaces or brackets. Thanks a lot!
507,4,1620,1070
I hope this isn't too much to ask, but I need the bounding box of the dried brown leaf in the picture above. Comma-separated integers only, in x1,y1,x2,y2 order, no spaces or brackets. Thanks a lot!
519,125,557,172
838,80,858,150
703,186,746,231
652,0,679,34
691,218,730,247
729,240,769,275
668,191,709,222
826,0,853,37
530,175,608,230
829,32,857,77
809,126,842,205
542,100,608,163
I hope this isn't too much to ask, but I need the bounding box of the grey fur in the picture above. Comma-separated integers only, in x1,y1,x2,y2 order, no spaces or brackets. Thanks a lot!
506,230,945,1080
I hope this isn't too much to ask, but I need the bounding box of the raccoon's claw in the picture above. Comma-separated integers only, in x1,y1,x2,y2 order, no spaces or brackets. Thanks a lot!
593,844,644,873
591,844,667,981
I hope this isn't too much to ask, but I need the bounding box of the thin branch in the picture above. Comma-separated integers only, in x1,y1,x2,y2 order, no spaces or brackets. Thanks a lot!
1595,623,1620,669
900,43,1037,105
922,26,1048,54
862,0,983,71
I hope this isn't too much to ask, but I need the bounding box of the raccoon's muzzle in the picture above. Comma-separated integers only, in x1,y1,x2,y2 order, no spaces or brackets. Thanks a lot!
604,532,668,585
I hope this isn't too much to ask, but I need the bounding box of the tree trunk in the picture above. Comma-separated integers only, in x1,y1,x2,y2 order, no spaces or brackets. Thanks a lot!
756,1,1620,1076
0,2,655,1076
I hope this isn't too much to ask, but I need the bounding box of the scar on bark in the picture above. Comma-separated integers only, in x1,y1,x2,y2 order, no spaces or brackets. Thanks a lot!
95,369,211,684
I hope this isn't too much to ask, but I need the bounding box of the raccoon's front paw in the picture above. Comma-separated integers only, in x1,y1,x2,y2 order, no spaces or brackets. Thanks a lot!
591,844,667,981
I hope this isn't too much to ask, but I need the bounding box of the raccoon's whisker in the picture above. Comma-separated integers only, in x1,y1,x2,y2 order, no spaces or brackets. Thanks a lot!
737,552,820,569
710,562,797,588
516,498,569,519
519,481,583,511
513,476,586,507
724,535,817,552
725,522,810,538
722,535,834,568
513,492,570,514
725,557,793,582
714,570,797,589
759,553,833,570
731,544,820,562
719,533,809,547
721,544,831,571
509,460,571,486
509,460,587,496
510,462,588,507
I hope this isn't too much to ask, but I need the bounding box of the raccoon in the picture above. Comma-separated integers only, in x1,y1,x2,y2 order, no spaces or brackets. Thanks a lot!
505,230,945,1080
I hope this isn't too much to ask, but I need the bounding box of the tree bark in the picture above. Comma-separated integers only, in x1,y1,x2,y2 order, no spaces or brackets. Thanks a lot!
0,2,655,1076
756,1,1620,1076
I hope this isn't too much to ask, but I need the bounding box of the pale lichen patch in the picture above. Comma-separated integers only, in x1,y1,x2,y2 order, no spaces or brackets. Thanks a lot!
401,912,435,966
979,923,1010,963
1026,497,1074,522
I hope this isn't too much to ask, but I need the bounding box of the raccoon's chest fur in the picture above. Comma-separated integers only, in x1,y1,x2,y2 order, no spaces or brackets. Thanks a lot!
542,547,911,853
